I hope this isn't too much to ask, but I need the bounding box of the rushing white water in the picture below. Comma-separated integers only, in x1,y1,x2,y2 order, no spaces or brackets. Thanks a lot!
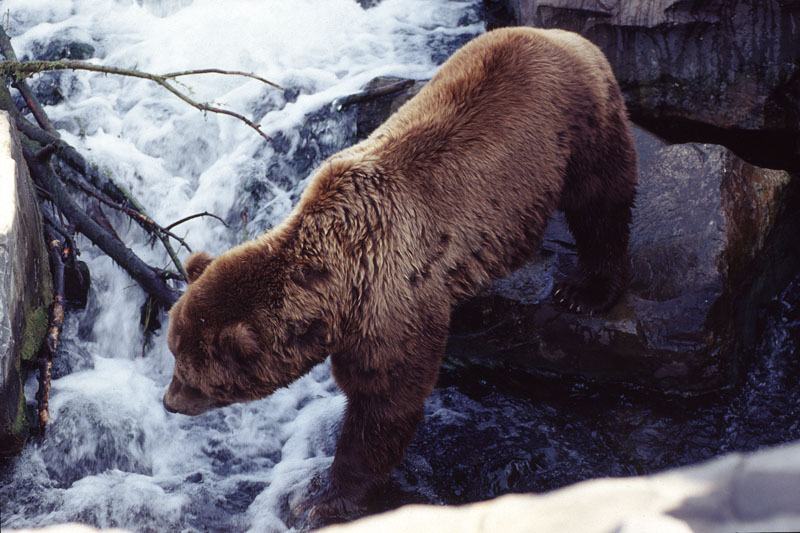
1,1,483,531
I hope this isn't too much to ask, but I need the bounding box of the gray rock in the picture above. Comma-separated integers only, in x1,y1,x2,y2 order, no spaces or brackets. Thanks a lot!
21,30,97,108
350,76,427,141
37,39,96,61
448,128,794,392
318,440,800,533
501,0,800,169
0,111,53,455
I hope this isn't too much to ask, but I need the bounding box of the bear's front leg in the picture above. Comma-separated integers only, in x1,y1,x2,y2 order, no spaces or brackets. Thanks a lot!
309,327,446,521
309,393,425,520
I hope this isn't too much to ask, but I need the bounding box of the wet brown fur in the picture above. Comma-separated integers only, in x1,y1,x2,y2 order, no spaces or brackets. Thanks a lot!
164,27,637,515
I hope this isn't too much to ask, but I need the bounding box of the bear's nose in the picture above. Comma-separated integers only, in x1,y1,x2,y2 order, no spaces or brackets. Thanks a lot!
163,395,178,413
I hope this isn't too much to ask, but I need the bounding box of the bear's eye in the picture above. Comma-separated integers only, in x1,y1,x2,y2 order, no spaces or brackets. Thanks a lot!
177,339,211,370
199,340,214,358
173,358,195,383
288,319,328,349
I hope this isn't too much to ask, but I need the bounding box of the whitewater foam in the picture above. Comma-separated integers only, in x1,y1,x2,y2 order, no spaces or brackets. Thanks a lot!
0,0,483,530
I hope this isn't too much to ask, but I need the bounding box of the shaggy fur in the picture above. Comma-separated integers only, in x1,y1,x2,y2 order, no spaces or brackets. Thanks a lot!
164,27,637,516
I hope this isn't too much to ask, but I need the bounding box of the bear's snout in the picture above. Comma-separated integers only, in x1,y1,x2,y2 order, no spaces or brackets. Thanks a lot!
163,393,178,413
163,375,220,416
162,378,183,414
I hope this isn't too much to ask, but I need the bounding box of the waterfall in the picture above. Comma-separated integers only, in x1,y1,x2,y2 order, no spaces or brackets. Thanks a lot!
0,1,483,531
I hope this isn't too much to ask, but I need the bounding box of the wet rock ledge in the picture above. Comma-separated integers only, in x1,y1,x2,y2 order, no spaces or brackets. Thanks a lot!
440,0,800,392
446,128,794,393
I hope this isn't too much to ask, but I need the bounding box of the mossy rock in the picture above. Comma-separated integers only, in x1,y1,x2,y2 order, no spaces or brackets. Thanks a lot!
0,111,53,455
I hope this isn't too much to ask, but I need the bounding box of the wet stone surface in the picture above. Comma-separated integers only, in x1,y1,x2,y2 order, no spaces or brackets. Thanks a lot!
363,272,800,514
446,130,796,394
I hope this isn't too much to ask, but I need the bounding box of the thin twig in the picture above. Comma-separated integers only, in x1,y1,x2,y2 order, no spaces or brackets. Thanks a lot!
156,77,272,141
166,211,229,231
62,169,194,254
0,59,279,141
161,68,282,90
96,174,191,280
40,204,78,264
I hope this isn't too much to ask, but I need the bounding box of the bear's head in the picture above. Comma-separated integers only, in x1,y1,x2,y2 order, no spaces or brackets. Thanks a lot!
163,247,332,416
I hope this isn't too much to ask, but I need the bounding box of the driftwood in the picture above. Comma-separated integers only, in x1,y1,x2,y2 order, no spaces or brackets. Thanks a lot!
22,142,181,309
35,226,67,431
0,79,187,296
0,25,258,307
332,78,414,109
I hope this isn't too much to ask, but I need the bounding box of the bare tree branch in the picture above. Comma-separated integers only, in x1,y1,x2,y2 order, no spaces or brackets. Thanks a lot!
0,27,272,322
60,167,193,276
161,68,282,89
36,225,67,432
0,58,280,141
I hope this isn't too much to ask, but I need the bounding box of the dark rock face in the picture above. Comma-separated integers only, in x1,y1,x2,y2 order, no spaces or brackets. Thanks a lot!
36,39,96,61
350,77,427,141
345,74,797,392
500,0,800,170
21,31,97,108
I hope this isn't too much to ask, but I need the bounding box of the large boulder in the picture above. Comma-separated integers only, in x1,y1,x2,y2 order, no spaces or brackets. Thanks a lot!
319,439,800,533
499,0,800,170
447,127,794,392
0,110,53,455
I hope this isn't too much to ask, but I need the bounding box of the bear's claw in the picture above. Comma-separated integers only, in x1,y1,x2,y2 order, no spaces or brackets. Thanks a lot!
294,473,367,528
552,270,622,315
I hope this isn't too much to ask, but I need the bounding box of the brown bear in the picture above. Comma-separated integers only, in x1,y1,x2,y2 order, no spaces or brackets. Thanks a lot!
163,27,637,517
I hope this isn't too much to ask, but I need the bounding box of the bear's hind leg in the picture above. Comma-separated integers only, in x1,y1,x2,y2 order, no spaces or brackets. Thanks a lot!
553,106,637,315
554,196,633,314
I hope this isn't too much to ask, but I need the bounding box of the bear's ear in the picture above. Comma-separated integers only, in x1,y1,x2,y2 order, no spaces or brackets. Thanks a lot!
184,252,214,283
219,322,262,361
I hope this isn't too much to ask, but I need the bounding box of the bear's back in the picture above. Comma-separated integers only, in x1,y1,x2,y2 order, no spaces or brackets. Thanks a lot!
364,27,619,201
295,27,634,302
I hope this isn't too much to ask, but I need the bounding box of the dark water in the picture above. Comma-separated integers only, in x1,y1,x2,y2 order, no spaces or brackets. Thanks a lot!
367,271,800,512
